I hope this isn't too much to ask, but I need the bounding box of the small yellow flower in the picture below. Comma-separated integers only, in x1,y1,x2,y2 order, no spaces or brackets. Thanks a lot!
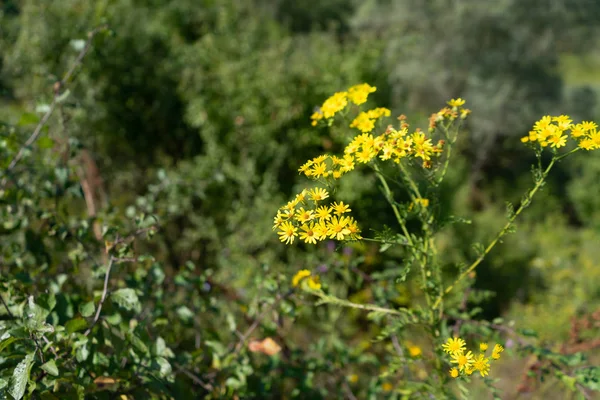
451,350,474,372
315,206,332,221
480,343,488,352
321,92,348,118
292,269,311,287
332,201,351,216
442,337,466,355
309,187,329,202
473,354,491,377
327,216,351,241
408,345,422,358
307,276,321,290
348,374,359,384
381,382,393,392
449,368,459,378
299,223,318,244
347,83,376,105
278,221,297,244
447,98,466,107
491,344,504,360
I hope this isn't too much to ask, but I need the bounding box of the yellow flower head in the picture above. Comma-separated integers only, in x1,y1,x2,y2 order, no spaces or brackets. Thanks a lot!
408,345,422,358
347,83,376,105
332,201,352,216
307,275,321,290
299,222,318,244
321,92,348,118
449,368,459,378
480,343,488,352
309,187,329,202
451,350,474,372
442,337,466,355
447,98,466,107
278,221,297,244
381,382,393,392
473,354,491,377
292,269,311,287
491,344,504,360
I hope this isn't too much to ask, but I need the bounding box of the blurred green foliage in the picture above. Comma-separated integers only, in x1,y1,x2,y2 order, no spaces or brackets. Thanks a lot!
1,0,600,398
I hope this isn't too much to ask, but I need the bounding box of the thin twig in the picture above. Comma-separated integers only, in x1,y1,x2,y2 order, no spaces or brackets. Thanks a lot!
174,363,213,392
84,256,114,336
0,295,14,319
1,25,107,188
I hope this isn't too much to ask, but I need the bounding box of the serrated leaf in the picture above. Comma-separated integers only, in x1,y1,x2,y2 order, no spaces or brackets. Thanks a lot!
40,360,59,377
65,317,88,334
8,352,34,400
111,288,141,313
79,301,95,318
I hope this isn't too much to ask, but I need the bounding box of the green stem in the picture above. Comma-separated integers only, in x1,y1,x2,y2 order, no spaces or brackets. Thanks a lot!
374,164,413,244
432,157,557,309
312,291,413,318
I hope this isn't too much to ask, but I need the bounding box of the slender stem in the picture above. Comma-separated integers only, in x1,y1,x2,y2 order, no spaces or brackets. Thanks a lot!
433,157,557,309
313,291,413,318
373,164,413,243
84,256,114,336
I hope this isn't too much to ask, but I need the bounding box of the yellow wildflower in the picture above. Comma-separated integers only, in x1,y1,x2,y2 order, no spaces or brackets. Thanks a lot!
473,354,490,377
491,344,504,360
480,343,488,352
350,112,375,133
347,83,376,105
299,222,318,244
309,187,329,202
278,221,297,244
381,382,393,392
321,92,348,118
295,207,314,224
327,216,351,240
449,368,459,378
451,350,474,372
581,121,598,132
442,337,466,355
447,98,466,107
307,275,321,290
408,344,422,358
315,205,332,221
348,374,359,384
292,269,311,287
332,201,351,216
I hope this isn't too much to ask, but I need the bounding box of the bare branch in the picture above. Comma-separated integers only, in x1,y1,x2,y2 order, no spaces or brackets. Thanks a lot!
84,256,114,336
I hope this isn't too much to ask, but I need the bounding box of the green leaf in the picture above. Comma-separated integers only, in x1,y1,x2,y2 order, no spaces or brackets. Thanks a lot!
154,357,172,378
0,337,18,353
40,360,59,377
79,301,96,318
111,288,141,313
0,378,7,390
65,317,88,334
575,366,600,390
8,352,35,400
126,332,149,355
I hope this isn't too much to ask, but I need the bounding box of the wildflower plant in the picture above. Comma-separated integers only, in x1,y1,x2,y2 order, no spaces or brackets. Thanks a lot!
274,84,600,398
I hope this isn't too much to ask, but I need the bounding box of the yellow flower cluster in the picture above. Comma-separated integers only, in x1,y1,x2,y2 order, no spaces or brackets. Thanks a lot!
291,269,322,290
350,107,391,133
311,83,377,126
298,154,355,180
442,337,504,378
521,115,600,150
428,99,471,131
273,187,362,245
